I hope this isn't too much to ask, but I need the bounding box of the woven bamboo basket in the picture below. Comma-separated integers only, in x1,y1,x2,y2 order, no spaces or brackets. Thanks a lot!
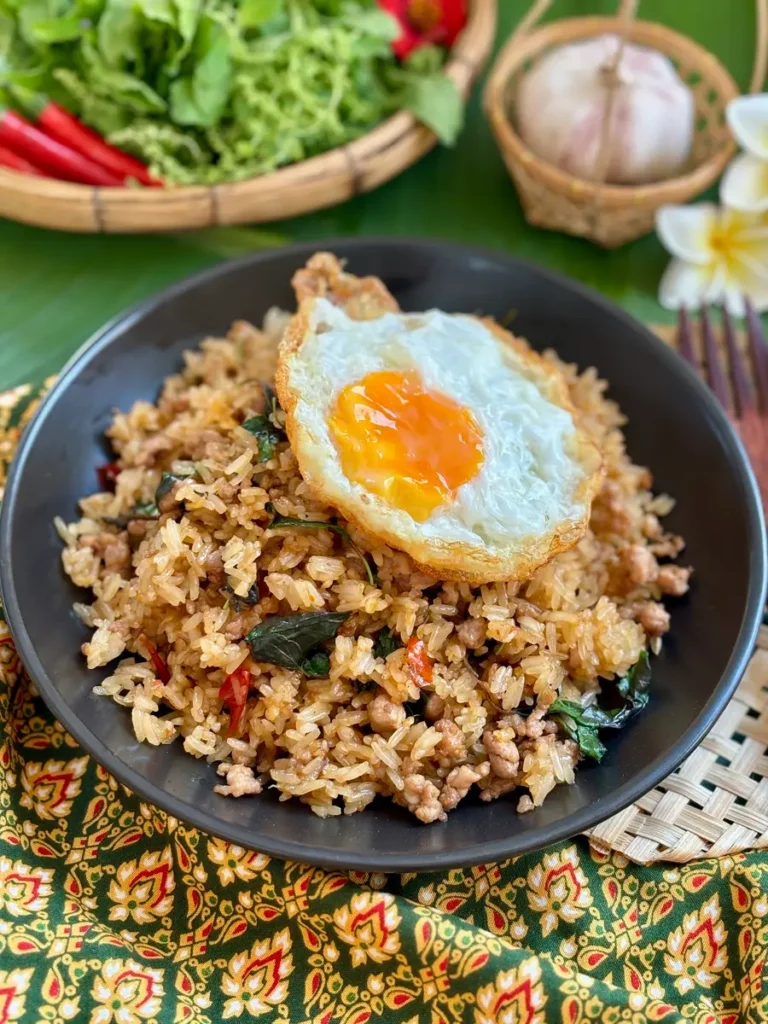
0,0,496,234
484,0,767,248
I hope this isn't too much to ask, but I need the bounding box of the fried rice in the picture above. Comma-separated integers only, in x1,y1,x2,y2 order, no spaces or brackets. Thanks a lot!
56,254,691,822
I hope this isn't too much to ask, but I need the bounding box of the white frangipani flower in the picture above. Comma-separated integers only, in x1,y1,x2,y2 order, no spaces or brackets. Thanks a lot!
721,94,768,213
656,202,768,316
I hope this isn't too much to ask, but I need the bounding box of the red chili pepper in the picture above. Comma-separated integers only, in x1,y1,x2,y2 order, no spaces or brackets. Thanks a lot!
14,91,161,187
0,107,123,187
219,664,251,736
406,636,433,687
140,636,171,683
0,145,46,175
378,0,467,59
97,461,121,492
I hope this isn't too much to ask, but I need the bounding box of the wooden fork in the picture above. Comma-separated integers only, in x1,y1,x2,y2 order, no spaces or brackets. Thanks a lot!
676,301,768,521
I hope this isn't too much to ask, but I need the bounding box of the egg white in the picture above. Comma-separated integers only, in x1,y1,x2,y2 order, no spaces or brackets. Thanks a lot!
277,297,603,582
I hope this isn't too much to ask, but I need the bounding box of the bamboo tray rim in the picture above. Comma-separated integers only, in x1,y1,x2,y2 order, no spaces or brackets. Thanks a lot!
0,0,496,223
483,14,741,208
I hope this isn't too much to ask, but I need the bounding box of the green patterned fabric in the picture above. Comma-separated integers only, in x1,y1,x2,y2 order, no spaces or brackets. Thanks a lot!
1,382,766,1024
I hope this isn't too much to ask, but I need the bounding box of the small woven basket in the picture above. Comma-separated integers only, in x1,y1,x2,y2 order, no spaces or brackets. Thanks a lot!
0,0,496,234
484,0,767,248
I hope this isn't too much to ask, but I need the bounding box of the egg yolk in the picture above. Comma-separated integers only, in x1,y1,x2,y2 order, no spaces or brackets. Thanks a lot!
328,370,484,521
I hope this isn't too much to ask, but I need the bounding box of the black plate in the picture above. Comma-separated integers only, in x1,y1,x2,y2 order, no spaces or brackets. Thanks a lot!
1,239,765,871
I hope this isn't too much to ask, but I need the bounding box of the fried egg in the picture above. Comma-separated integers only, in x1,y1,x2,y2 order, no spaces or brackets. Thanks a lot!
276,296,603,583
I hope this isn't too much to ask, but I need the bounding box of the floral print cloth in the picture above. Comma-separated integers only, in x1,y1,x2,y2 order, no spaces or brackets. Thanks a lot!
0,383,766,1024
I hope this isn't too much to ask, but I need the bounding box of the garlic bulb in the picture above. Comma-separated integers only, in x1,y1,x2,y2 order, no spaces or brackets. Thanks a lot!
515,34,695,186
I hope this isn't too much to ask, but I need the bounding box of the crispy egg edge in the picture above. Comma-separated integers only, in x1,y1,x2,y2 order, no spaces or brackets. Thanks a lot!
275,299,605,584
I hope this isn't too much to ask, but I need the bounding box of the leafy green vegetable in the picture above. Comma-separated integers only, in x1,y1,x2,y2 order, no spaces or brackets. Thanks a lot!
300,649,331,678
401,72,462,145
155,467,196,505
246,611,349,671
0,0,464,184
133,500,160,518
226,581,261,611
550,652,652,761
239,0,283,29
242,387,286,462
102,499,160,528
265,502,376,587
170,15,231,127
383,44,462,145
242,414,284,461
98,0,140,68
373,626,400,660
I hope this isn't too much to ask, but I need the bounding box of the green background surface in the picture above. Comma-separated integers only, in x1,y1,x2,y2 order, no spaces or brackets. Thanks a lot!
0,0,764,390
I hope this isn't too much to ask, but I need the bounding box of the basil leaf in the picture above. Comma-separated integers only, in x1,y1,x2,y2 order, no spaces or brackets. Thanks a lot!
265,502,376,587
300,649,331,678
550,652,652,761
613,650,652,724
102,500,160,528
225,581,260,612
155,468,195,505
134,500,160,518
373,627,400,660
556,714,607,762
242,414,284,463
246,611,349,671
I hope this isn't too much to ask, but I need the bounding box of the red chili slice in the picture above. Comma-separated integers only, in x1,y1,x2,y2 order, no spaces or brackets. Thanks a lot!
406,636,433,686
219,664,251,736
96,461,121,491
140,635,171,683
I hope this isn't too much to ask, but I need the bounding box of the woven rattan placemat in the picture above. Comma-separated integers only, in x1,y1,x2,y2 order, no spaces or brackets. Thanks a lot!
585,322,768,864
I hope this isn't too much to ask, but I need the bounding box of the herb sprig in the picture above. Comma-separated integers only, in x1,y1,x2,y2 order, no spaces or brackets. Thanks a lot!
245,610,349,676
549,652,652,762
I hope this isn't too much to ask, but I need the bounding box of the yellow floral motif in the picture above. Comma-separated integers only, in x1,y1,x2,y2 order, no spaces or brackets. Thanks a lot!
207,838,270,885
526,846,592,937
665,895,728,995
0,857,53,917
221,927,293,1018
474,958,547,1024
90,960,164,1023
333,892,402,967
19,757,88,820
107,846,176,924
0,967,33,1023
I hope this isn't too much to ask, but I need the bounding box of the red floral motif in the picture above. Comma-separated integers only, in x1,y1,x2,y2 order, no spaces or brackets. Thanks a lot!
221,928,293,1018
474,958,547,1024
206,838,269,886
0,857,53,916
90,960,164,1023
19,756,88,819
526,847,592,937
665,895,728,995
333,893,401,967
0,968,33,1023
107,846,175,924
